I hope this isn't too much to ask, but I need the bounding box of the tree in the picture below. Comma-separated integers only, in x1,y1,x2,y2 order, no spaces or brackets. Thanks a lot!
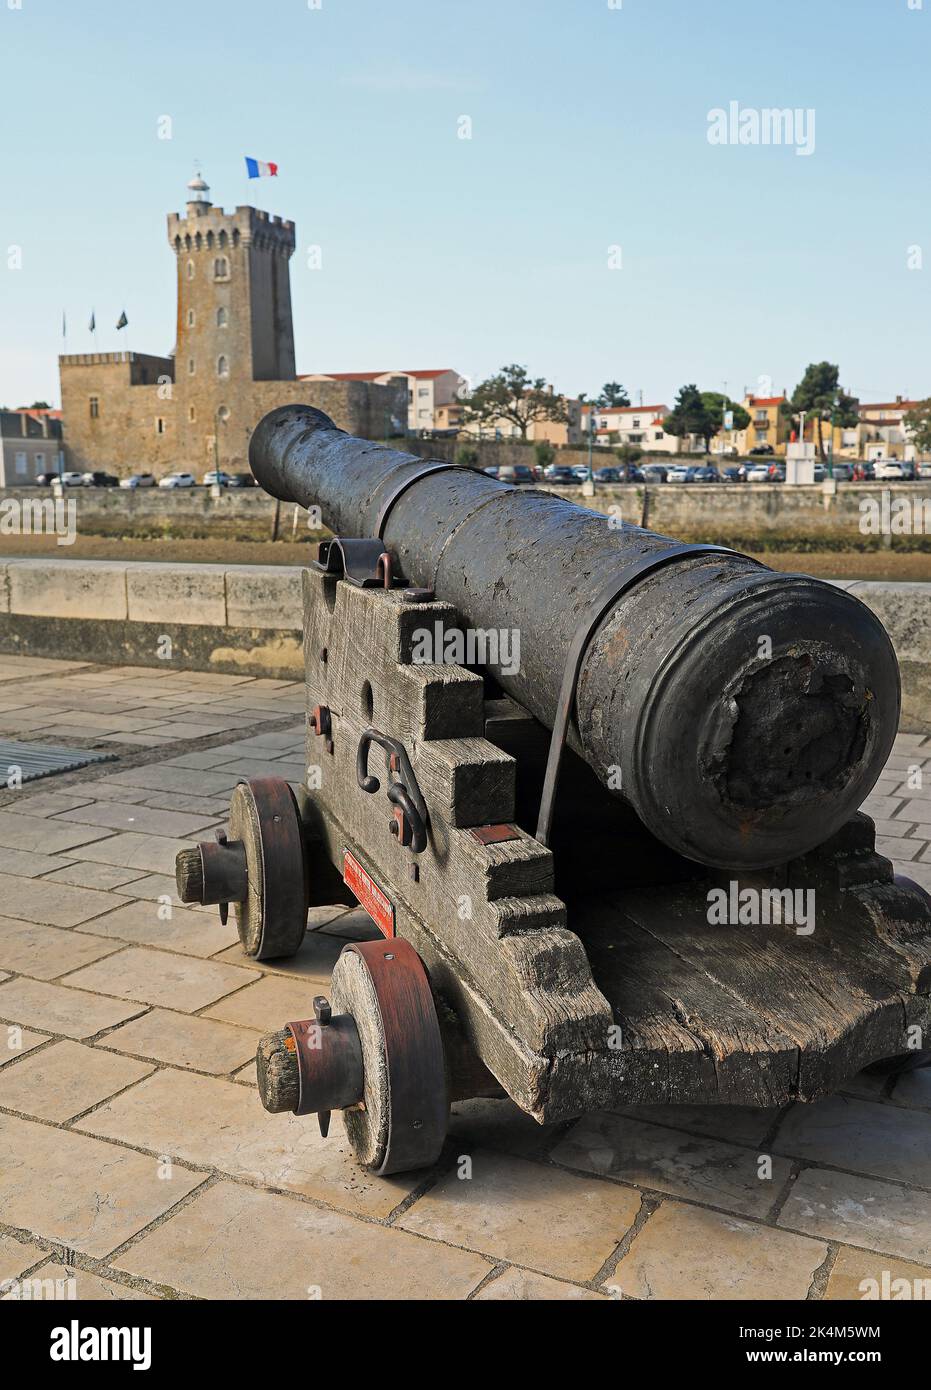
454,444,480,469
701,392,750,450
904,399,931,457
597,382,630,407
534,440,556,470
460,364,568,440
27,400,51,410
662,384,719,453
784,363,858,460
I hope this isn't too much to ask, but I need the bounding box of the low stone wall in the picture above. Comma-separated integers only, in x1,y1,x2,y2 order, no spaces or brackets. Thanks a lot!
3,479,929,549
0,557,928,731
0,559,303,680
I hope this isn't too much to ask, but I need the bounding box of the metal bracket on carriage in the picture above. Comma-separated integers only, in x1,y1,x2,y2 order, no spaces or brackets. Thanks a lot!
356,727,430,853
312,536,403,588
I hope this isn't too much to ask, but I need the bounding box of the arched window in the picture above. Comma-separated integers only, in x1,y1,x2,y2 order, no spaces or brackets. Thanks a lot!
186,260,195,280
206,231,214,249
217,355,229,378
216,307,228,328
232,228,240,248
213,256,229,280
184,234,192,251
195,232,202,251
218,229,228,249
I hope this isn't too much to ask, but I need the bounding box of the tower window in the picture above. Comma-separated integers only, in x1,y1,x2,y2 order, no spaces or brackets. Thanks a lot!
217,405,230,422
188,358,195,375
189,406,196,422
218,229,228,249
186,260,195,280
213,256,230,280
89,396,99,419
156,418,165,435
187,309,195,327
216,306,228,328
217,355,229,378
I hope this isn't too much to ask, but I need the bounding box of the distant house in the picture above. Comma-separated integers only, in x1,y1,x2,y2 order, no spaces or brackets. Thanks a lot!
302,368,466,435
0,409,65,486
580,403,683,453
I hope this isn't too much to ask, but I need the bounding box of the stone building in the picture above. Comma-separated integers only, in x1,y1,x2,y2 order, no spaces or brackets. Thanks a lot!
0,409,65,486
59,175,407,476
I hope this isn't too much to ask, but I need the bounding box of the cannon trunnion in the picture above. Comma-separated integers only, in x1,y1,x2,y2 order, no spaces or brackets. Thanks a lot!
175,409,931,1175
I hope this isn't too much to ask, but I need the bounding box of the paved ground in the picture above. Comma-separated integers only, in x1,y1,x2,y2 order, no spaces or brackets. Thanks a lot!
0,654,929,1301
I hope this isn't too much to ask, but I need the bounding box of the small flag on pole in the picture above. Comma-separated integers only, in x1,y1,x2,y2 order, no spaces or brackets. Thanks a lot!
245,156,278,179
89,311,96,333
116,311,128,330
62,311,67,340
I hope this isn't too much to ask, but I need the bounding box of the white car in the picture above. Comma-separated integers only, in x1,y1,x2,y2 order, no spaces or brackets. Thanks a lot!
158,472,197,489
120,473,156,489
666,465,691,483
873,460,905,480
59,471,84,487
202,470,232,486
745,463,771,482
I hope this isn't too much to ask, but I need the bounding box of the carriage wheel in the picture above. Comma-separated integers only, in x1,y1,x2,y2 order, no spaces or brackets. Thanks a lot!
256,937,449,1176
176,776,309,961
228,777,309,960
331,938,449,1174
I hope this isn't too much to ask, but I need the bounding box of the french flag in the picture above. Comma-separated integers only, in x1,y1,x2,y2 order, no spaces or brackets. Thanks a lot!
245,156,278,179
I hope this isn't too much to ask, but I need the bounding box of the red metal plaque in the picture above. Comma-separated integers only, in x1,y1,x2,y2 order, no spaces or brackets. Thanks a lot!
343,850,395,938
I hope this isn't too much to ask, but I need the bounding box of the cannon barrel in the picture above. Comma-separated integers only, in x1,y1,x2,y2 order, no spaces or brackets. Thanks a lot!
250,405,899,871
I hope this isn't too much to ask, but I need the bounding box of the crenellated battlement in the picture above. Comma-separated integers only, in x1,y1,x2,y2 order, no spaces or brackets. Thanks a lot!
168,204,295,258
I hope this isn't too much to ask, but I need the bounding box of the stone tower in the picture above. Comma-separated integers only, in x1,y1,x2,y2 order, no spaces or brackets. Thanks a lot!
166,171,298,468
59,174,405,475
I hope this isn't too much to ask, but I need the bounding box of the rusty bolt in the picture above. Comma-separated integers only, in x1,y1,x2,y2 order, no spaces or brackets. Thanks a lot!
310,704,331,738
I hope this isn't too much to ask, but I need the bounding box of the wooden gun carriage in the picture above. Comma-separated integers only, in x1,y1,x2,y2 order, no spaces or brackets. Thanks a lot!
176,408,931,1175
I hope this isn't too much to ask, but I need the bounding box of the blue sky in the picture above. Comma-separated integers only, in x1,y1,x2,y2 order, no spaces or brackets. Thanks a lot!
1,0,928,409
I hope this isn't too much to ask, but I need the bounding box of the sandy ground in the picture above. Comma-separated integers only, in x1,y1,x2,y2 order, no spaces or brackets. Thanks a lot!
2,532,930,582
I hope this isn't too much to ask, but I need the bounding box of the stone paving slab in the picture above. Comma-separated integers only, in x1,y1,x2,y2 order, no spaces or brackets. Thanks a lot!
0,920,119,980
608,1201,827,1301
0,656,929,1301
101,1008,259,1075
779,1168,931,1264
77,1068,424,1218
398,1148,642,1282
0,1039,153,1122
64,946,255,1013
112,1180,491,1301
0,977,144,1039
0,1113,205,1259
549,1113,788,1219
1,1261,157,1301
825,1247,931,1301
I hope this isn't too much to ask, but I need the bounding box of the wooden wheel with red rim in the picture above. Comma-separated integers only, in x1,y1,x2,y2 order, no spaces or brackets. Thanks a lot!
330,937,448,1174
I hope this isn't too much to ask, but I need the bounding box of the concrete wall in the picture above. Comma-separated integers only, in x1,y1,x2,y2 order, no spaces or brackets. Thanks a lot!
0,558,927,731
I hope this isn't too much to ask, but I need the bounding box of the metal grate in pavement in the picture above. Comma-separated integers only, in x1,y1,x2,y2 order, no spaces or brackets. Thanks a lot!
0,740,116,783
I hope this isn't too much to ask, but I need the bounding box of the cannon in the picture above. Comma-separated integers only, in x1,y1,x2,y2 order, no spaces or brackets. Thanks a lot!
177,405,931,1174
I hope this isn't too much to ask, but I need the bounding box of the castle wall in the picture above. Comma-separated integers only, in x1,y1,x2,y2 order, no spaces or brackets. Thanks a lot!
59,354,177,474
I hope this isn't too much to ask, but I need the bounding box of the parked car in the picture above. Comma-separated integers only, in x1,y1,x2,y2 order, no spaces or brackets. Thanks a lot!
640,464,668,483
543,465,581,485
482,466,499,478
813,463,827,482
749,444,775,456
34,472,61,486
745,463,771,482
831,463,854,481
691,466,719,483
721,466,742,483
158,472,197,488
80,471,119,487
496,464,535,485
666,465,693,483
202,470,233,487
120,473,156,489
917,460,931,480
59,471,85,487
227,473,258,488
873,460,904,480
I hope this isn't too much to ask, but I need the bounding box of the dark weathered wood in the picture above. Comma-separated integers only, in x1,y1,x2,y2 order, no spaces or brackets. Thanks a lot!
256,1028,299,1114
